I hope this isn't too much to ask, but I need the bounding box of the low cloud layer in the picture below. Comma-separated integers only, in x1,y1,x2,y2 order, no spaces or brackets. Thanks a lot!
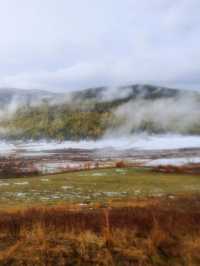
0,0,200,91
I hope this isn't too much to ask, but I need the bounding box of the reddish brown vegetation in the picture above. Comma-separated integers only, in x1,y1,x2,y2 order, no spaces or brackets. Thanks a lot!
0,196,200,265
115,161,126,168
0,157,39,178
152,164,200,174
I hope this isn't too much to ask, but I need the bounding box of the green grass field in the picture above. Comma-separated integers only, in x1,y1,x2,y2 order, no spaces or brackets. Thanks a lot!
0,167,200,207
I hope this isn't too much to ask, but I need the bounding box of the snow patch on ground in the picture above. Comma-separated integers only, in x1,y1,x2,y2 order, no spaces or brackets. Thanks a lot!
14,182,29,185
0,182,10,186
92,172,107,176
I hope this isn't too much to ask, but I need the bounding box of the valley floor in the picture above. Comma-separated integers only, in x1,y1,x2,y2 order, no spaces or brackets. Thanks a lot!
0,167,200,207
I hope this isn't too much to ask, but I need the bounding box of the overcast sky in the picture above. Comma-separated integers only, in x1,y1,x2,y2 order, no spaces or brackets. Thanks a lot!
0,0,199,91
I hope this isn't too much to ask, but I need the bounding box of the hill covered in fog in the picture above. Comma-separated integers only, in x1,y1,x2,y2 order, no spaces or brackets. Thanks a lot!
0,84,199,140
0,84,193,107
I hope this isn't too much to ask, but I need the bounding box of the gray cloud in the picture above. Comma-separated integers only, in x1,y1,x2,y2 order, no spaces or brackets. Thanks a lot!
0,0,199,91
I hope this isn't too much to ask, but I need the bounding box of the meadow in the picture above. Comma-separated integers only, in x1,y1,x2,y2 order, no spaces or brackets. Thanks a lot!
0,167,200,207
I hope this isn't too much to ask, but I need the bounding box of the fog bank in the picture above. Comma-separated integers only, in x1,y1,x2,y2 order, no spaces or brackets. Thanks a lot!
105,95,200,136
1,134,200,154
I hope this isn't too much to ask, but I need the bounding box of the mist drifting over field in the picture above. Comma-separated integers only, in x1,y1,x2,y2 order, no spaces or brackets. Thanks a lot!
0,85,199,157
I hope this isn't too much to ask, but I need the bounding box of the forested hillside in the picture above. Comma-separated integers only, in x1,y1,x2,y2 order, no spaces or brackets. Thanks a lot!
1,102,114,140
0,84,200,140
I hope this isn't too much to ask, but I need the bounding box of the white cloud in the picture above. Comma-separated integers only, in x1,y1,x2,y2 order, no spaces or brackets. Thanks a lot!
0,0,199,91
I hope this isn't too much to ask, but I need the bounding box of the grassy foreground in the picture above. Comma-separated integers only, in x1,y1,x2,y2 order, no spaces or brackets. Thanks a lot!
0,167,200,207
1,167,200,265
0,196,200,265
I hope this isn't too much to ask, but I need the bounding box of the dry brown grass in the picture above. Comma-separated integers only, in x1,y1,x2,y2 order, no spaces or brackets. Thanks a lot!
0,196,200,265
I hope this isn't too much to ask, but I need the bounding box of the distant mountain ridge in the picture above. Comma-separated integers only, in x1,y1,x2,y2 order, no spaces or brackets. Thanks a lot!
71,84,188,105
0,88,63,109
0,84,197,109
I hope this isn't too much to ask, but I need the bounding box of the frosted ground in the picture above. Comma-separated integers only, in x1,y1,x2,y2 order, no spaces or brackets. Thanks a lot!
0,134,200,167
1,134,200,152
0,135,200,206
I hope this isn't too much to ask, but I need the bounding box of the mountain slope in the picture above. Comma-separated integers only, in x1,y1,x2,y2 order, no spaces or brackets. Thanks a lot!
0,84,197,108
0,84,199,140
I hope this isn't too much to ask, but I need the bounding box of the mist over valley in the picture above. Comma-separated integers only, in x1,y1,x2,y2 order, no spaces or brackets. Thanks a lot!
0,84,200,142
